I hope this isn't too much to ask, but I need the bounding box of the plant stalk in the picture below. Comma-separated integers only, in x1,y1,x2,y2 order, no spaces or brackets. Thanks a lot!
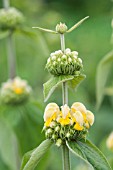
3,0,16,79
60,33,70,170
3,0,9,9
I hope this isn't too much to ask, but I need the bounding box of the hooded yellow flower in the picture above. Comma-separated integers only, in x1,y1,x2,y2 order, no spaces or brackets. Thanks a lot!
44,103,60,127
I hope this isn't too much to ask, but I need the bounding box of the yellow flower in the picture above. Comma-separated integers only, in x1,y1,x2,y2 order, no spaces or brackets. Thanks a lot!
13,87,23,94
106,132,113,151
71,102,87,114
71,102,87,121
57,104,71,126
72,111,84,131
86,110,94,126
44,103,60,127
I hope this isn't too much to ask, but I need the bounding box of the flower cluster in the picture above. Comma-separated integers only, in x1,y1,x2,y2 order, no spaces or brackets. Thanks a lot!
0,7,24,30
46,48,83,76
106,132,113,151
0,77,32,104
43,102,94,146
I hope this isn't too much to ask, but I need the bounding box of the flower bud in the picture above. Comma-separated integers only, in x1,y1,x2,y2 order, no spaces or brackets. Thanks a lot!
66,132,71,138
52,134,57,140
46,49,83,76
56,139,62,147
55,126,60,132
56,22,67,34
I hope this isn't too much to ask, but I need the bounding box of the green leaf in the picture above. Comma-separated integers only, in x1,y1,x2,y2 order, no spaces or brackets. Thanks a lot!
67,139,112,170
0,118,20,170
43,75,74,102
66,16,89,33
32,26,58,34
20,139,52,170
96,50,113,109
68,74,86,89
0,30,10,39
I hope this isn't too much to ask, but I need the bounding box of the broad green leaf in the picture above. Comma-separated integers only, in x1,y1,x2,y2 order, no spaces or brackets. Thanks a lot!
0,30,10,39
68,74,86,89
96,50,113,109
0,118,20,170
66,16,89,33
32,26,58,34
67,139,112,170
21,139,52,170
43,75,74,102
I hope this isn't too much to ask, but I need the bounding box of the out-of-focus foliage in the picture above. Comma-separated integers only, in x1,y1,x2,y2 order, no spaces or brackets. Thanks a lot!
0,0,113,169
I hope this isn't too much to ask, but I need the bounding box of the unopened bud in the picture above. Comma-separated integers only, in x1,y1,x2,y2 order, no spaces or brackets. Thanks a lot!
56,22,68,34
56,139,62,147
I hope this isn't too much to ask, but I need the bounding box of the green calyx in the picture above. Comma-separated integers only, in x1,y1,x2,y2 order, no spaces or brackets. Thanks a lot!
46,48,83,76
43,121,88,147
0,7,24,31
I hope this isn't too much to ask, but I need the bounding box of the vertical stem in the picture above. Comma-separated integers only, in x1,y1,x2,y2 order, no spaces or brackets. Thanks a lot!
7,33,16,79
60,33,70,170
3,0,16,79
62,81,68,105
62,145,70,170
3,0,10,9
60,34,65,53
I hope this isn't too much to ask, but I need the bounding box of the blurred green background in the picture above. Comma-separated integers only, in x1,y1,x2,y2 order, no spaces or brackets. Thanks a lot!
0,0,113,170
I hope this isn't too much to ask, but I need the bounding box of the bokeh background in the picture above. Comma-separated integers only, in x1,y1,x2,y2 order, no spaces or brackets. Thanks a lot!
0,0,113,170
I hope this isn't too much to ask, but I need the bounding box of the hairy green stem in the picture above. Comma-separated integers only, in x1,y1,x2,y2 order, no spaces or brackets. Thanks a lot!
60,33,70,170
7,33,16,79
62,144,70,170
3,0,16,79
60,34,65,53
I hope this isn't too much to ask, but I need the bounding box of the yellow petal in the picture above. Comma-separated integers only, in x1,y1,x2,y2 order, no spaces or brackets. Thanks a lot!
74,123,83,131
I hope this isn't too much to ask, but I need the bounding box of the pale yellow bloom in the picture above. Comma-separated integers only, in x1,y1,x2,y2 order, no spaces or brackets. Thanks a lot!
57,104,71,126
72,111,84,131
86,110,94,126
73,111,84,126
71,102,87,114
44,103,60,126
106,132,113,151
61,104,70,119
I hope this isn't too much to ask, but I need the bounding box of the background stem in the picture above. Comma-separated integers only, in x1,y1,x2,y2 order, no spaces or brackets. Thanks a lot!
3,0,10,8
3,0,16,79
60,33,70,170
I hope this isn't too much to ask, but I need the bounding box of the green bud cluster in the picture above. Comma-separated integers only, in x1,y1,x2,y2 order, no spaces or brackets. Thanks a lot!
43,121,88,147
56,22,68,34
46,48,83,76
0,7,24,30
